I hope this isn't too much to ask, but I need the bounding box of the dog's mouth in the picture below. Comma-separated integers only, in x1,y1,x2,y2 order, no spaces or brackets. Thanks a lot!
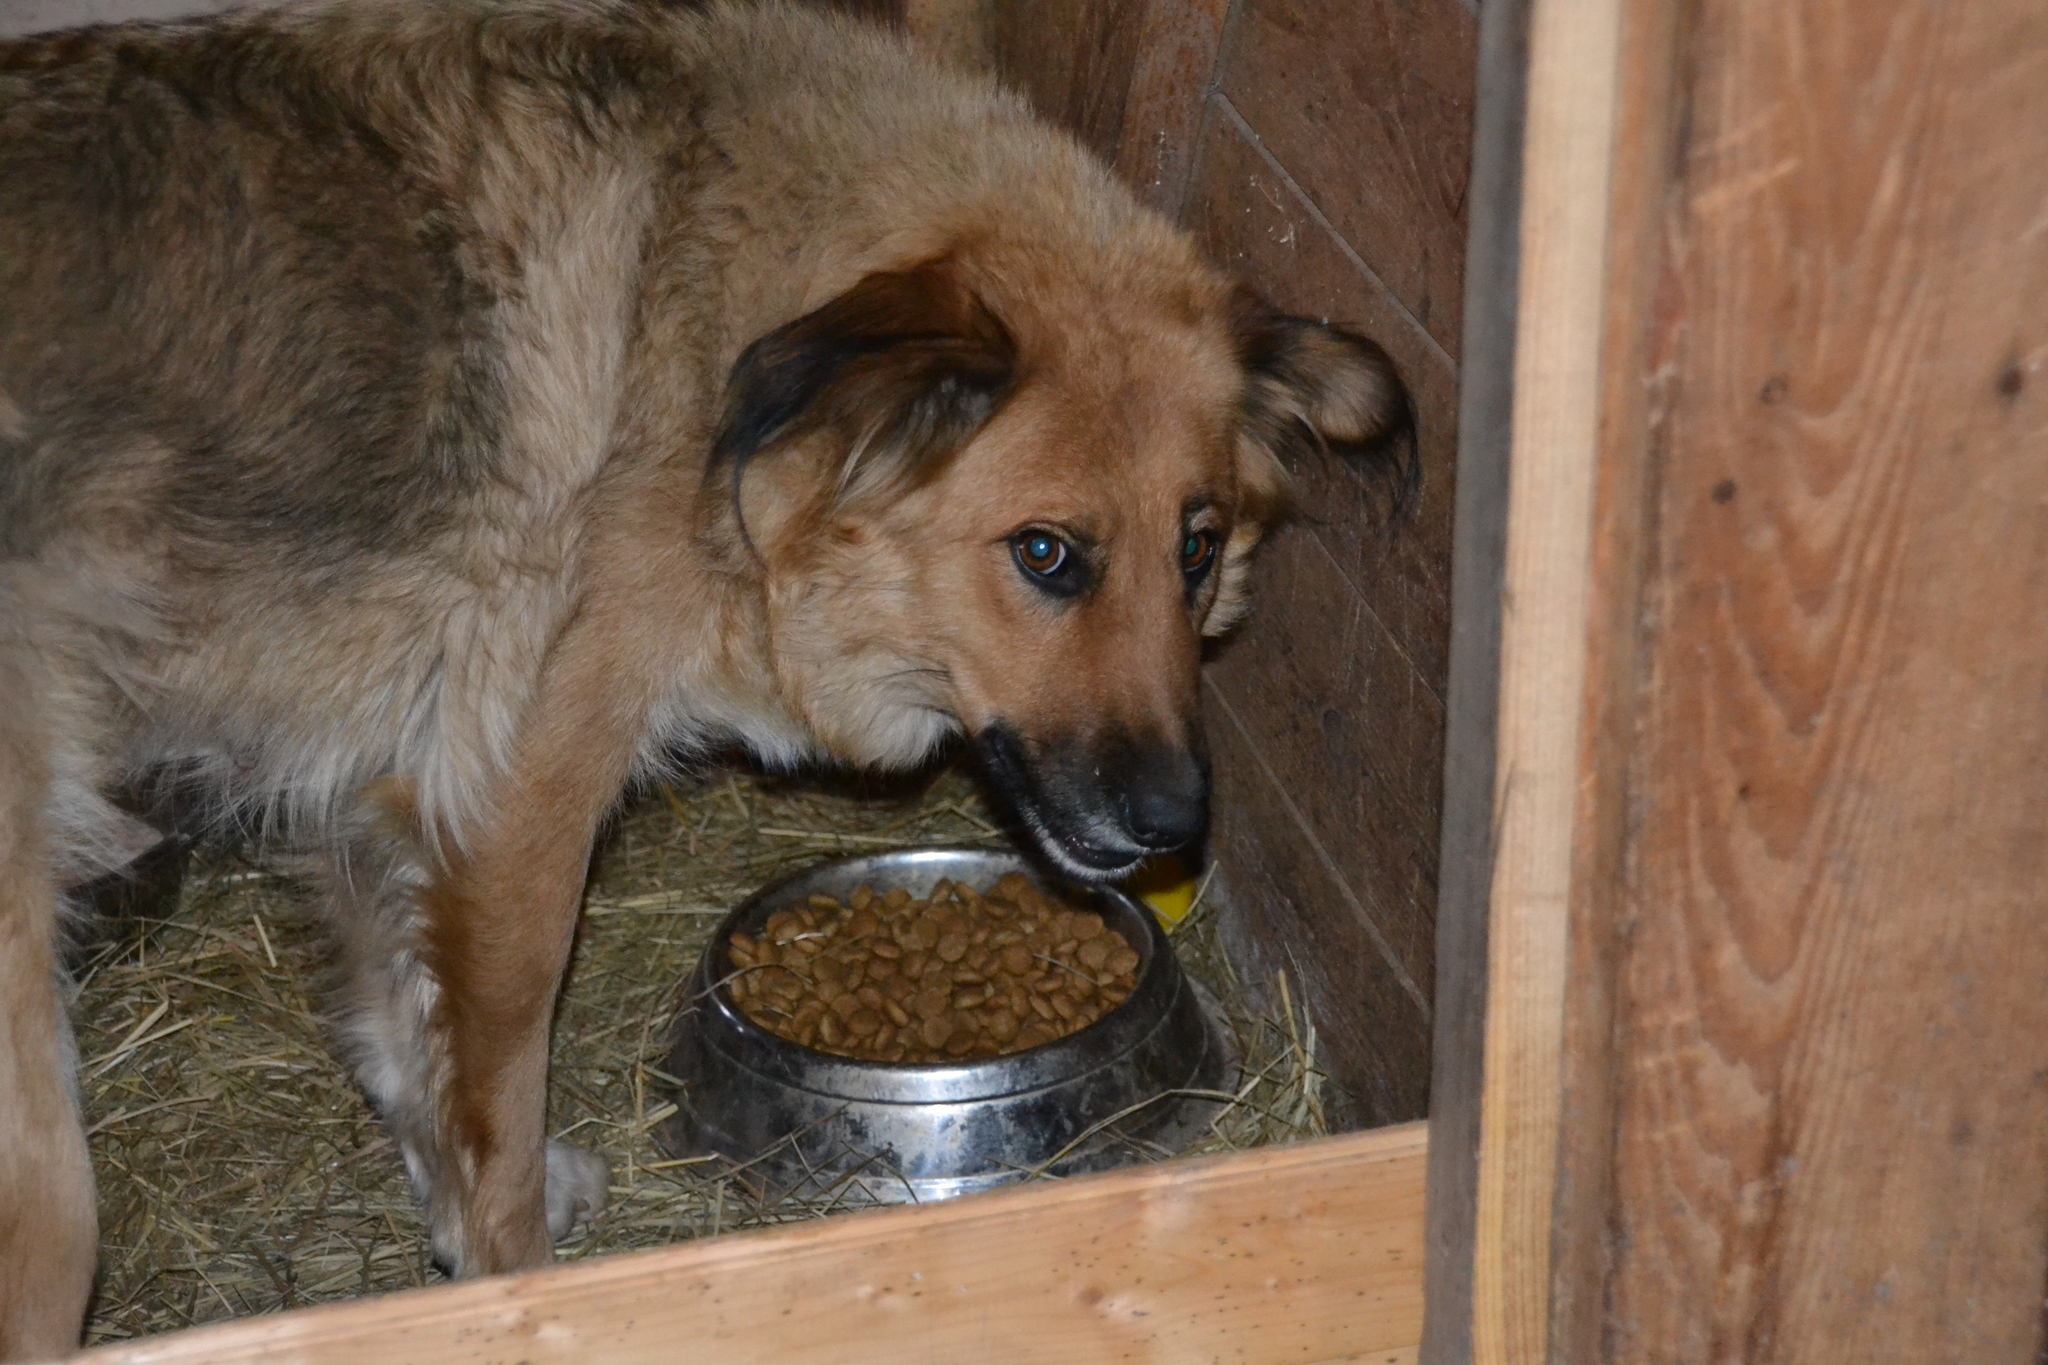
1029,822,1150,883
970,722,1197,884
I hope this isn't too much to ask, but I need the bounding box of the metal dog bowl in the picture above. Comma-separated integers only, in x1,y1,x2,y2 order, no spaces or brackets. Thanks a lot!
657,847,1235,1203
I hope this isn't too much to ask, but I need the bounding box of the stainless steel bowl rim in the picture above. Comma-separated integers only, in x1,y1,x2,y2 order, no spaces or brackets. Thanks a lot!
689,847,1178,1104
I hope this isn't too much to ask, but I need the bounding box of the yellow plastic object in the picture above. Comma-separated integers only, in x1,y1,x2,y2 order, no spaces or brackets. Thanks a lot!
1125,856,1198,931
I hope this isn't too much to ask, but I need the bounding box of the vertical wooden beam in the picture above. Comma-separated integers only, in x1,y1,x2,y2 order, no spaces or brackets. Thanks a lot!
1540,0,1685,1355
1434,0,2048,1360
1462,0,1628,1359
1597,1,2048,1358
1415,0,1526,1353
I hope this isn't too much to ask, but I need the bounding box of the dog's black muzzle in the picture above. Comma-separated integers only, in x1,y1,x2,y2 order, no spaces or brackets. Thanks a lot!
972,722,1209,882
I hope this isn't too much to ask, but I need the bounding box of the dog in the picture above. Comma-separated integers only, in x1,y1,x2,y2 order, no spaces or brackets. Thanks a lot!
0,0,1411,1353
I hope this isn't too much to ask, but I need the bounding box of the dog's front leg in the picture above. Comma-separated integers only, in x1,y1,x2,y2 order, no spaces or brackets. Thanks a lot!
415,830,592,1274
404,655,651,1275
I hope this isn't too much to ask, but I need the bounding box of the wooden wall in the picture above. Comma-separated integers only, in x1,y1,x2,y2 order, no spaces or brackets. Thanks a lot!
1428,0,2048,1359
994,0,1477,1127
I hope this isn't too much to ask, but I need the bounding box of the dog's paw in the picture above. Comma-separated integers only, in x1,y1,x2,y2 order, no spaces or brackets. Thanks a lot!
544,1141,609,1242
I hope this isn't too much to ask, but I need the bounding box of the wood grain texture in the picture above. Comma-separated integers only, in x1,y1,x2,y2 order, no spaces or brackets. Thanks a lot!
1103,0,1231,214
1217,0,1477,357
1541,0,1685,1357
1595,0,2048,1358
1415,0,1529,1357
1207,706,1433,1127
1205,547,1438,1124
1206,532,1442,1010
69,1126,1428,1365
989,0,1230,214
1465,0,1626,1359
990,0,1147,165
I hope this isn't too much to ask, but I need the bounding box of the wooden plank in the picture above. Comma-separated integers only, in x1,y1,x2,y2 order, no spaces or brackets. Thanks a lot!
1414,0,1529,1356
1208,676,1435,1128
1539,0,1685,1356
1217,0,1477,357
1104,0,1231,215
1204,538,1439,1125
1463,0,1628,1360
1436,0,2048,1359
1593,0,2048,1359
1204,529,1443,1011
68,1125,1428,1365
990,0,1147,166
990,0,1230,215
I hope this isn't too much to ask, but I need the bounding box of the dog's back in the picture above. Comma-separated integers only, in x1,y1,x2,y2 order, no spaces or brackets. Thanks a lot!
0,0,1120,848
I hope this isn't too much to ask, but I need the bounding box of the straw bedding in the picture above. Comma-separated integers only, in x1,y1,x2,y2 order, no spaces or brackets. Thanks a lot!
72,759,1328,1347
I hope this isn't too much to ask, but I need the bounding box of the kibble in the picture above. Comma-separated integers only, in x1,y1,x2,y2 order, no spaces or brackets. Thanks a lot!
725,872,1141,1063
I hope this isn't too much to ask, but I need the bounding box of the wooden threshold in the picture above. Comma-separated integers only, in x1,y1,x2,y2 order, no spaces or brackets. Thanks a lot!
70,1123,1427,1365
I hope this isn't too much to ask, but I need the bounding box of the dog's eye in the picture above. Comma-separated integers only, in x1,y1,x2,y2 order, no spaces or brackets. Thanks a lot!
1181,530,1217,578
1014,531,1070,579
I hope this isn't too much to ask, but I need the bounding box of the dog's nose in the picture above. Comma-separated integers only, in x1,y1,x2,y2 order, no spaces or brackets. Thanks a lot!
1122,747,1209,851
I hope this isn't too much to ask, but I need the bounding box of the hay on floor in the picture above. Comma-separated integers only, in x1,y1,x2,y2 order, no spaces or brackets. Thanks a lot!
74,760,1328,1347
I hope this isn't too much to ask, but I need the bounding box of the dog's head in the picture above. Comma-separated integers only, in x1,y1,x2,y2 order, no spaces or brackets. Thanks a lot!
710,248,1411,881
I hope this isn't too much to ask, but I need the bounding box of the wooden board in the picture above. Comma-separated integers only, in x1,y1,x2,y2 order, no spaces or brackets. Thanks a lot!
1593,0,2048,1358
1414,0,1528,1357
1173,12,1473,1132
1463,0,1626,1357
1216,0,1477,357
1431,0,2048,1359
989,0,1232,216
1185,108,1460,689
66,1125,1428,1365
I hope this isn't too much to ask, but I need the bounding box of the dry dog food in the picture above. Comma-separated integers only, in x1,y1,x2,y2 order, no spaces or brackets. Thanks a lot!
724,873,1142,1062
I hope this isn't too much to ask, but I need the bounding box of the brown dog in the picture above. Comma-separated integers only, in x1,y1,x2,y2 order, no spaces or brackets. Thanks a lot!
0,0,1410,1353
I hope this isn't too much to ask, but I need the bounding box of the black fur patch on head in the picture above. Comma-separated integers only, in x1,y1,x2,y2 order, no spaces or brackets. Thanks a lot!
1229,287,1418,521
709,258,1016,547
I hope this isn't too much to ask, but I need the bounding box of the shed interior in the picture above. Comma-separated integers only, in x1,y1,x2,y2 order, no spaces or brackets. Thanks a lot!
5,0,1473,1355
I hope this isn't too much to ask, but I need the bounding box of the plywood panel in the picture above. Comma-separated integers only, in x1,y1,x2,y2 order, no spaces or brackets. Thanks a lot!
1597,0,2048,1358
70,1125,1429,1365
1218,0,1477,356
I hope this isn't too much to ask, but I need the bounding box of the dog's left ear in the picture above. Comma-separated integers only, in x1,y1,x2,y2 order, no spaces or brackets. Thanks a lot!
711,259,1016,523
1229,287,1417,520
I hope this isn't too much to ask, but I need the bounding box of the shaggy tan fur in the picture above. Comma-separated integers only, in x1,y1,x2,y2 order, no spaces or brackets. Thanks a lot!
0,0,1408,1351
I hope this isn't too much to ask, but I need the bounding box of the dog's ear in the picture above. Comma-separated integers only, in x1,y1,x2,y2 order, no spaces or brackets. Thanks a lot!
1229,286,1417,521
711,259,1016,523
